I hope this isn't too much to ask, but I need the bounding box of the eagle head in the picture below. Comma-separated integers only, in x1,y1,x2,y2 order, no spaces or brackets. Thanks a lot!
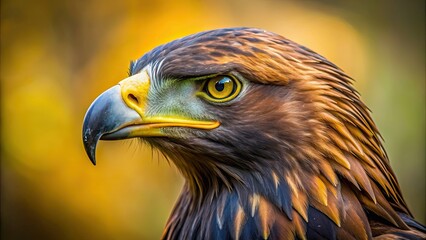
82,28,425,239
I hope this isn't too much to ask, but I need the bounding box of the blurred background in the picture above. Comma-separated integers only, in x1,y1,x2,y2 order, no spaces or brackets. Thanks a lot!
1,0,424,239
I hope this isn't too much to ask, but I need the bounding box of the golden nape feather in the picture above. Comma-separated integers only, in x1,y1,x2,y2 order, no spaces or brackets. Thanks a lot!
82,28,426,239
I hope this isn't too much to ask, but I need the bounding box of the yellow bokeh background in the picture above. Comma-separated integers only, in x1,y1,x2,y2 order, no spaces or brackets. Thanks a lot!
1,0,424,239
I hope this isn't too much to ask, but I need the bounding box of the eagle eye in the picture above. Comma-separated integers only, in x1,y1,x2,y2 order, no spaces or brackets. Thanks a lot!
198,75,241,103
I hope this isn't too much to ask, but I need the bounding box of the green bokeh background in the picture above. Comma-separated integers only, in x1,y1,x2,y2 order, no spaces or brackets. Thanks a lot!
1,0,424,239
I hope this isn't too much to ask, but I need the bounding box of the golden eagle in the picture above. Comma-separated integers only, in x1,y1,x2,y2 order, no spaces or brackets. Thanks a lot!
82,28,425,239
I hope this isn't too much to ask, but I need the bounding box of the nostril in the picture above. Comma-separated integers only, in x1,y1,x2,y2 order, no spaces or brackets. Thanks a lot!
127,93,139,105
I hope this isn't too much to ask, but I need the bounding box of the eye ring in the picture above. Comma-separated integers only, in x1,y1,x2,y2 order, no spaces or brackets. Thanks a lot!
198,75,242,103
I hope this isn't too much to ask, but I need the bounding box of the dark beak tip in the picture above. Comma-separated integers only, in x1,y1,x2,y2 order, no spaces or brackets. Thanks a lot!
83,135,99,166
88,145,97,165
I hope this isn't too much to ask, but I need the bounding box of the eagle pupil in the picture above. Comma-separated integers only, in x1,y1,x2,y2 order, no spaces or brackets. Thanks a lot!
215,78,230,92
